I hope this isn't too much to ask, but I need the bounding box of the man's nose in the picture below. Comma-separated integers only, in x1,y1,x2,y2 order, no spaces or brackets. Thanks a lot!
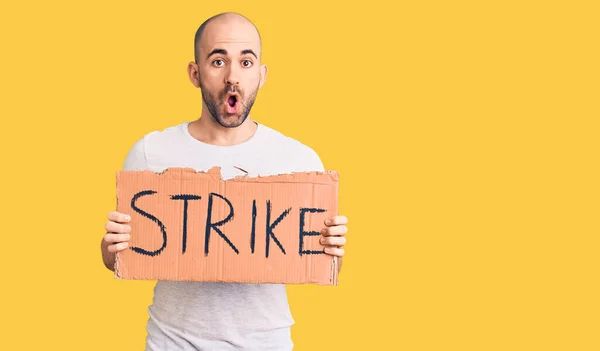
225,66,240,85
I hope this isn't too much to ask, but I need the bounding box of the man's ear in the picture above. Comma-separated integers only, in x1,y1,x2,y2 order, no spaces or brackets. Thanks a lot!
258,64,268,89
188,61,201,88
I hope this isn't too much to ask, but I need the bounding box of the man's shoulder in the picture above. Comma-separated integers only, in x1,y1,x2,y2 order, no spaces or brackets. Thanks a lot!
259,123,312,150
122,123,187,170
139,122,185,144
131,123,191,158
258,123,325,171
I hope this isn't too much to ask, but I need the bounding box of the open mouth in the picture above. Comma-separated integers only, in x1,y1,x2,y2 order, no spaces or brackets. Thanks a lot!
227,95,237,107
225,93,239,113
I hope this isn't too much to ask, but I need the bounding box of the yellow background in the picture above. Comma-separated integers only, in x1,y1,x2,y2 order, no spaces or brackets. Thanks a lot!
1,0,599,350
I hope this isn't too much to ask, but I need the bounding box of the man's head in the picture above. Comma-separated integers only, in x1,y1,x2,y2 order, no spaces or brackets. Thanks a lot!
188,12,267,128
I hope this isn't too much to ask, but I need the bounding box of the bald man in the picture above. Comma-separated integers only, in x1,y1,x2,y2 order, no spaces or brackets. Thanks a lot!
101,12,349,351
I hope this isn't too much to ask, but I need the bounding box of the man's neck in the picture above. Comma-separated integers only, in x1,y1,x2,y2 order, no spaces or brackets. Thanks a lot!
188,115,258,146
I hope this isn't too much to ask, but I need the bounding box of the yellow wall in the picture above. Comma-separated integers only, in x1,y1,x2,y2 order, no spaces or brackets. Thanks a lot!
1,1,598,350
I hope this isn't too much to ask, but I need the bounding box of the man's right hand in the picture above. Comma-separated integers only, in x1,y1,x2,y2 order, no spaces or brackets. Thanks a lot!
101,211,132,271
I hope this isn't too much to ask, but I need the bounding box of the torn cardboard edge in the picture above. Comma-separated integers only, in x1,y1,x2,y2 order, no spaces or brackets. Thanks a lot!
115,166,340,183
114,166,340,286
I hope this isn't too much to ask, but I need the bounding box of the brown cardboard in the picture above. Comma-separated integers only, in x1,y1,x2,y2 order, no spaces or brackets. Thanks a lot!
114,167,339,285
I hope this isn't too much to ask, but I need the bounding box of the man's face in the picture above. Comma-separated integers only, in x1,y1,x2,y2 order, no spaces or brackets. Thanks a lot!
194,19,266,128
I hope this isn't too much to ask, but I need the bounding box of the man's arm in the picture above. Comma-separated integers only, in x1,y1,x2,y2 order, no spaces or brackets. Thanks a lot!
100,136,149,272
101,211,132,271
322,215,348,272
305,147,348,275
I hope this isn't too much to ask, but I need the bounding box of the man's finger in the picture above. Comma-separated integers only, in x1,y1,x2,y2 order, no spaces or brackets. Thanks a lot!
105,221,131,234
323,246,345,257
104,233,131,244
108,211,131,223
325,215,348,226
320,236,346,247
108,242,129,253
321,225,347,237
103,234,130,246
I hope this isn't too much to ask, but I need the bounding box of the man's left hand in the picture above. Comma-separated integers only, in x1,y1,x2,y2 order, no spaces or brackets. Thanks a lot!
320,215,348,257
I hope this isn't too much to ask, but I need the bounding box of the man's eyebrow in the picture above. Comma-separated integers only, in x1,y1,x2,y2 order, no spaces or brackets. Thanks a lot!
207,48,227,59
206,48,258,60
241,49,257,59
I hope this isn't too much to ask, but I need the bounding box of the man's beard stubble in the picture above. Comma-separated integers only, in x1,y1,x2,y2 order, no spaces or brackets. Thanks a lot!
199,80,259,129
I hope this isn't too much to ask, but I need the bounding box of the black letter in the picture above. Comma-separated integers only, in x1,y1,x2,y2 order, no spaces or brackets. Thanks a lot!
205,192,239,256
170,194,201,254
299,208,327,256
250,199,257,253
266,200,290,258
130,190,167,257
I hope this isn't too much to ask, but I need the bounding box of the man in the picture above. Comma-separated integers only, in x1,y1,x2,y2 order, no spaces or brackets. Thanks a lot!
100,12,348,351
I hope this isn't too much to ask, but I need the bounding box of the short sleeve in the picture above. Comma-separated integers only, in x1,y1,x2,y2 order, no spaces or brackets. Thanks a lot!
305,146,325,172
122,136,149,171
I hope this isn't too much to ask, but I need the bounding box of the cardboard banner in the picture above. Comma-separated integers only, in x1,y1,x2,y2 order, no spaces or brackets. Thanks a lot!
114,167,340,285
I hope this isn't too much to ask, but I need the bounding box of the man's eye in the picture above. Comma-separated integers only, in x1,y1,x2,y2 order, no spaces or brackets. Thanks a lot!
213,59,224,66
242,60,253,67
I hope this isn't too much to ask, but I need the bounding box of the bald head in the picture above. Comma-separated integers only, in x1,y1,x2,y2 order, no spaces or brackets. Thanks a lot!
194,12,262,63
187,12,268,129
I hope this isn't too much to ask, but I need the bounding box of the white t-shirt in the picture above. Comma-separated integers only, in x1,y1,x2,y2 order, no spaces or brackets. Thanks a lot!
121,120,325,351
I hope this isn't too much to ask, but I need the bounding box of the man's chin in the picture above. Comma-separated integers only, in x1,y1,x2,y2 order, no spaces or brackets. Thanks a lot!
216,114,246,128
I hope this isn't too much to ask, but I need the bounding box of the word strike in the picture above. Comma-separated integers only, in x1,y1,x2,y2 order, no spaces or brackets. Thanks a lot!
128,190,328,258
